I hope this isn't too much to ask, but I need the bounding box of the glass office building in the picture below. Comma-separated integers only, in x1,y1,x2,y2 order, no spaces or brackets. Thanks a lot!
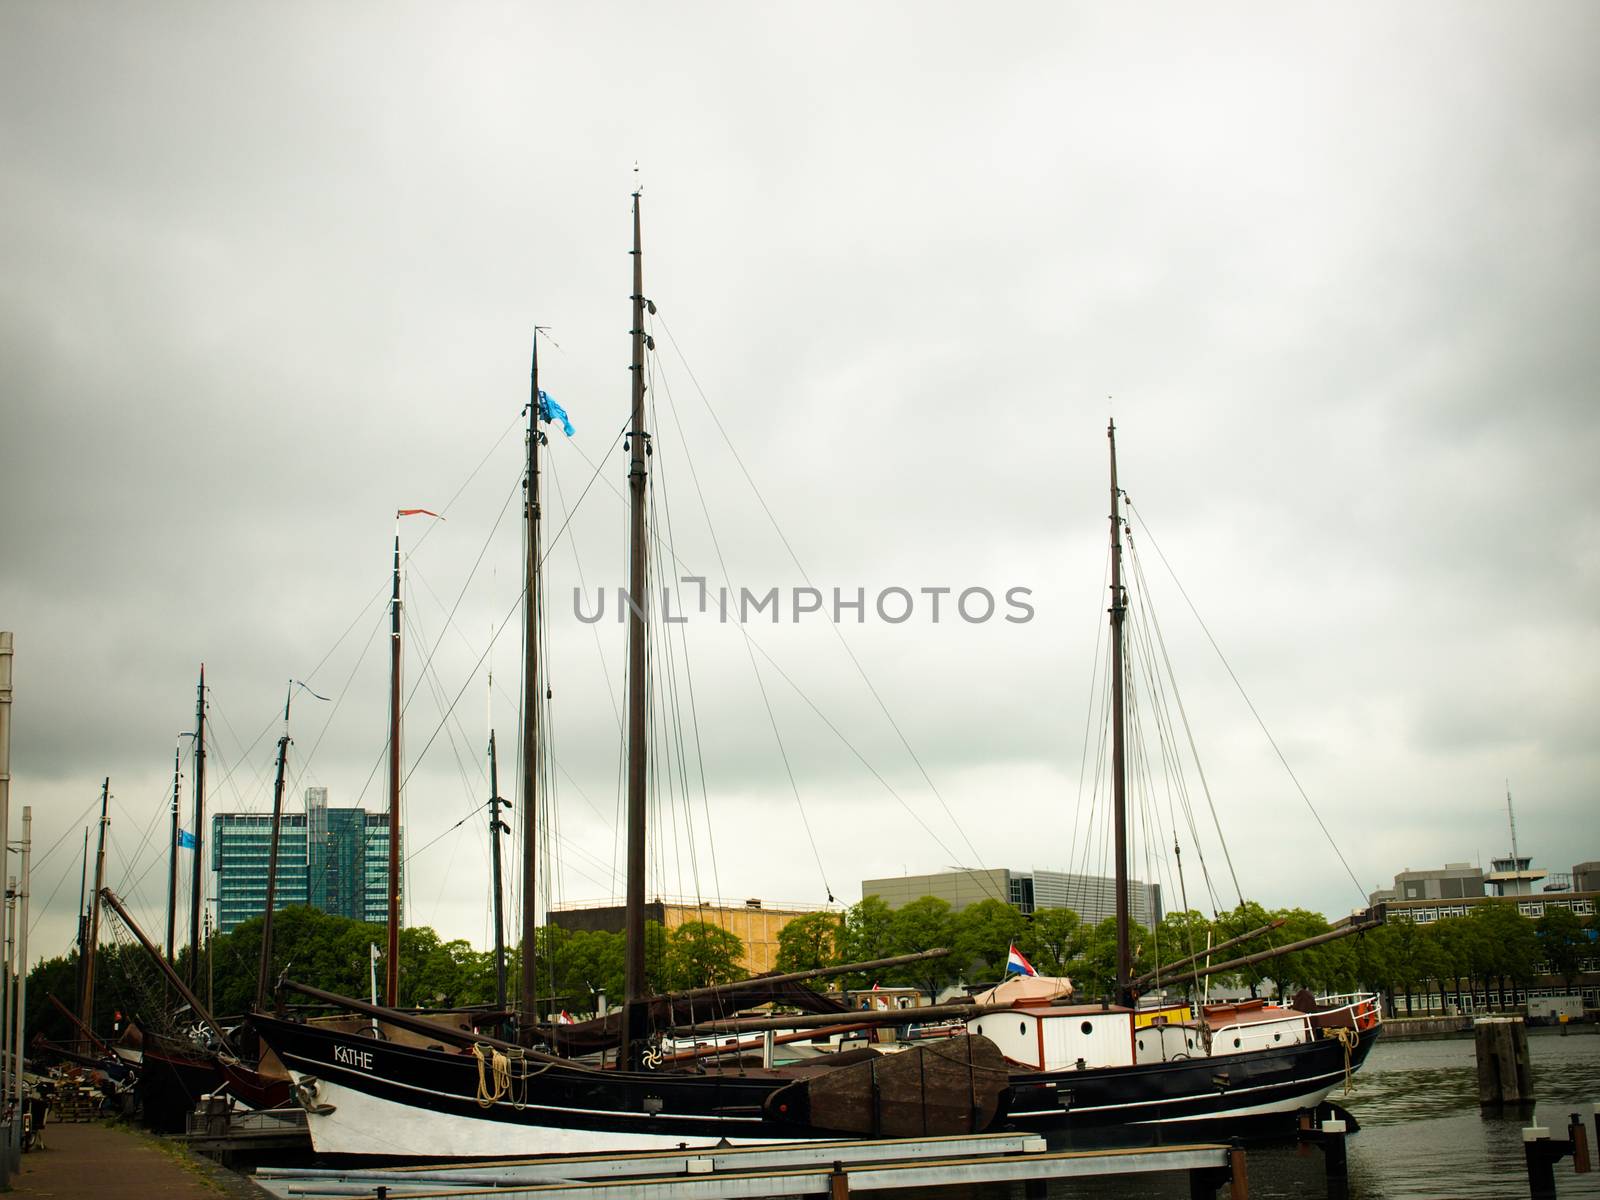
212,790,395,933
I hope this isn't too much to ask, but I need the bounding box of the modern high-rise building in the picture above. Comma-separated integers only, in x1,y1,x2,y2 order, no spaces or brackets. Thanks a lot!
212,791,395,933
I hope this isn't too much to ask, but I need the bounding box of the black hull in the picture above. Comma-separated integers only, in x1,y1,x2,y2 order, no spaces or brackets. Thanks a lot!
254,1013,1378,1157
1007,1025,1381,1133
136,1044,225,1133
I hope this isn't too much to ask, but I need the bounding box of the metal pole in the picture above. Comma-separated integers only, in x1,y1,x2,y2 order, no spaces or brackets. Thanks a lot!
621,189,651,1066
0,631,11,1165
12,808,29,1169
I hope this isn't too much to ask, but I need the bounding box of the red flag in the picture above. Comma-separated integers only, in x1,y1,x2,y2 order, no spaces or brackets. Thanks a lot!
397,508,442,519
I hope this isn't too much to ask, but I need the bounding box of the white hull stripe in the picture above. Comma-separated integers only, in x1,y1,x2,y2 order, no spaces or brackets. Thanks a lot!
293,1075,791,1159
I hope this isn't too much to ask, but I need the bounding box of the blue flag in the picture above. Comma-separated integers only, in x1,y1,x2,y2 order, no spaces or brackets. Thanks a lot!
177,829,197,849
538,390,575,437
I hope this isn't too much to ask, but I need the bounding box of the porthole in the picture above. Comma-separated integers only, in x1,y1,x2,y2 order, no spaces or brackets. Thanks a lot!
1080,1021,1094,1035
976,1024,983,1035
1019,1022,1027,1036
1187,1038,1194,1049
1233,1037,1241,1048
1137,1039,1145,1051
1274,1032,1282,1042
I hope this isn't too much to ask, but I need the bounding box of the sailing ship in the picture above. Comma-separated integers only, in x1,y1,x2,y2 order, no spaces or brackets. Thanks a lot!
251,198,1381,1157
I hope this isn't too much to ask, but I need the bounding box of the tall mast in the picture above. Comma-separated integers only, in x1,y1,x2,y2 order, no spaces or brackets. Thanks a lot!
620,189,651,1065
386,531,402,1006
257,683,293,1008
80,777,109,1035
166,739,181,964
74,828,88,1019
1107,420,1132,1004
189,665,207,989
518,332,543,1041
489,730,508,1018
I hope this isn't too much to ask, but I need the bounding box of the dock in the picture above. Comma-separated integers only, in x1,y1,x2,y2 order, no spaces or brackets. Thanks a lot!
256,1132,1247,1198
9,1119,265,1199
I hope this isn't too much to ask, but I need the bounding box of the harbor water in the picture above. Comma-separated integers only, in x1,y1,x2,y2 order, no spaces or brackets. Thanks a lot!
983,1030,1600,1198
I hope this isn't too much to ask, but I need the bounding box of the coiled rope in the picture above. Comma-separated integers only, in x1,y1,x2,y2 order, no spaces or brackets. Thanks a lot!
472,1043,553,1109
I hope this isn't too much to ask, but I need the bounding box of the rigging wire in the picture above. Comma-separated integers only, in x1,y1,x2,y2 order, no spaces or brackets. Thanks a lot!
653,313,1002,903
1126,501,1367,902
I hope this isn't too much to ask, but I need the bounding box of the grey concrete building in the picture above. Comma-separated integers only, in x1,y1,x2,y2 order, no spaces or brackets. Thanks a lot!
862,867,1161,930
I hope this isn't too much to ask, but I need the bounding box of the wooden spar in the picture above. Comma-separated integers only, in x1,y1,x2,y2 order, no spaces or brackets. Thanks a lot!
189,665,206,990
79,778,109,1036
166,740,181,964
99,886,232,1051
657,1022,878,1065
658,947,955,1006
1108,421,1131,1005
675,1000,989,1036
1175,920,1378,985
1132,918,1287,990
256,683,293,1008
620,188,650,1066
386,529,402,1006
47,993,110,1056
274,979,577,1067
518,332,542,1042
489,729,508,1017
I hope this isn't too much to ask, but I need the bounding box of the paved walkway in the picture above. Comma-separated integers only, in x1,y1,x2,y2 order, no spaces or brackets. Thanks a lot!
8,1119,265,1198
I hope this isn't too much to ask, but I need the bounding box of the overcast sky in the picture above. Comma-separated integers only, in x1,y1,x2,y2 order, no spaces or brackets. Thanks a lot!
3,2,1596,971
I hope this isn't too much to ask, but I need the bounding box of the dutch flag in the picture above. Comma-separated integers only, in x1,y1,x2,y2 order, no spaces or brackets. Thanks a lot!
1005,943,1037,977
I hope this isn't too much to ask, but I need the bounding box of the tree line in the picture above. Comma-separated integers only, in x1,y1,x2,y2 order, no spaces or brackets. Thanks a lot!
770,894,1595,1013
25,894,1594,1046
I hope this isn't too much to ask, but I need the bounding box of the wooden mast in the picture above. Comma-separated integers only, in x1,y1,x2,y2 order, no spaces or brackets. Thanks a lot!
1108,420,1132,1004
79,777,109,1035
257,683,293,1007
386,530,402,1005
620,189,650,1066
189,665,206,989
518,333,542,1041
489,729,509,1018
166,739,181,964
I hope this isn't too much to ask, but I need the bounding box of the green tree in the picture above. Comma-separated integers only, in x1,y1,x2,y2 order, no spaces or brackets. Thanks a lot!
836,895,896,987
954,898,1027,981
775,911,843,974
1470,902,1538,1008
1066,916,1163,999
664,921,746,990
1147,910,1212,998
889,896,959,997
1535,907,1589,991
1020,907,1084,977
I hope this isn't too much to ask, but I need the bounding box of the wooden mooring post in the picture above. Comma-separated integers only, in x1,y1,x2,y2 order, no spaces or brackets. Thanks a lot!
1521,1112,1594,1200
1475,1015,1533,1106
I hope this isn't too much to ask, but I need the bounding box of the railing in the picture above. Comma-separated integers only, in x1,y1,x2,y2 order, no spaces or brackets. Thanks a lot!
1314,992,1383,1031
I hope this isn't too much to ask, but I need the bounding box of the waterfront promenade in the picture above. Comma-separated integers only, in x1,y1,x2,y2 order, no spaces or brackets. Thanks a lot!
9,1120,265,1199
